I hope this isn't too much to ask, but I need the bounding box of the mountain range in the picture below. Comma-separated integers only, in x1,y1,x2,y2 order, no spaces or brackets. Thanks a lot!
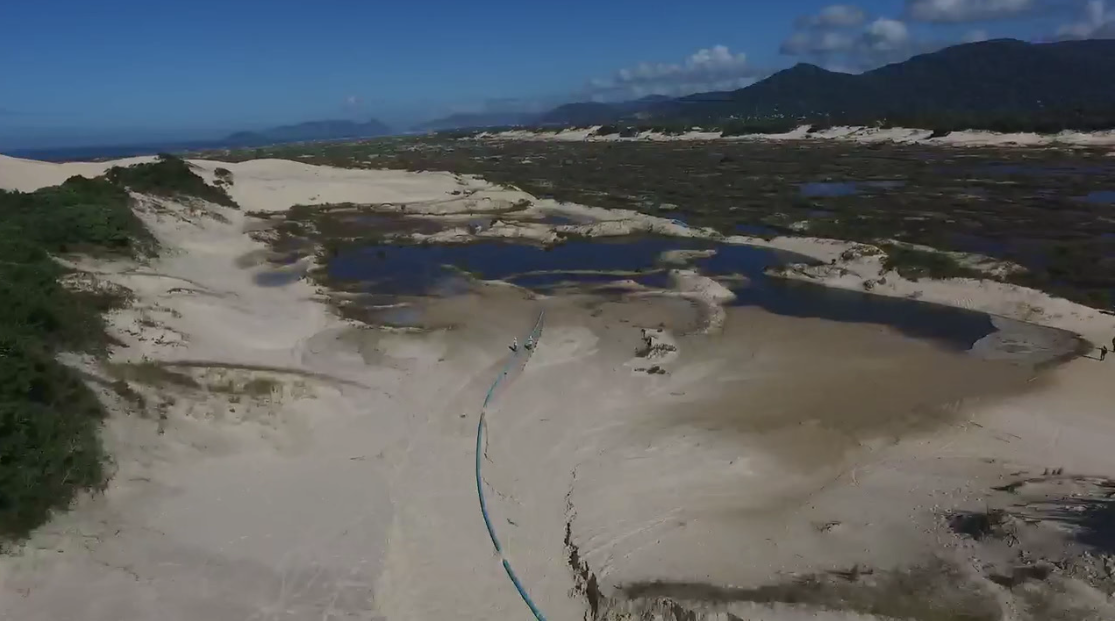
416,39,1115,130
411,112,536,133
223,118,393,147
11,38,1113,161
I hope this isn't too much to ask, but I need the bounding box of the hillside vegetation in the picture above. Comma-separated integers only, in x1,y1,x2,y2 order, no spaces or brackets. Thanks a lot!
107,154,237,207
0,155,221,541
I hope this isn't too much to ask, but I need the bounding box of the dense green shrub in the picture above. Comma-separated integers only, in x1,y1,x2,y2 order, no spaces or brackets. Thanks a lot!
0,177,153,255
0,335,109,538
0,174,159,541
107,154,238,208
213,167,233,187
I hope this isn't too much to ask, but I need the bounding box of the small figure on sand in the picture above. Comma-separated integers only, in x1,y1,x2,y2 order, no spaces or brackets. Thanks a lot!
509,337,519,353
1100,345,1108,362
525,336,535,351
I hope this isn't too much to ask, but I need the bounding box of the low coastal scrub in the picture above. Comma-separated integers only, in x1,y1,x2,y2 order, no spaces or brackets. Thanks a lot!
880,245,982,281
0,159,232,540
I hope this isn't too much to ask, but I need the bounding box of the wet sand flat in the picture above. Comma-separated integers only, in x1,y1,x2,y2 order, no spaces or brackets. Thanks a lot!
466,297,1043,604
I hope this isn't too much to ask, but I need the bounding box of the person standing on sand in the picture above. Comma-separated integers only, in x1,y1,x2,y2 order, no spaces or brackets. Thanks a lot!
1101,346,1108,362
509,337,518,353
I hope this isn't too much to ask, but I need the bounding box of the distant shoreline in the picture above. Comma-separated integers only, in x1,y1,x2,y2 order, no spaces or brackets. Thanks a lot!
1,133,410,163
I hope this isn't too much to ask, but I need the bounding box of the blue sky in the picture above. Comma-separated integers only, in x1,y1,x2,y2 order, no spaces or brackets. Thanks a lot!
1,0,1111,148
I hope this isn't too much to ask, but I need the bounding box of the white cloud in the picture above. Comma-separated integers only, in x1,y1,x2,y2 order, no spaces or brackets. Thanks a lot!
962,28,991,42
862,18,911,50
796,4,868,28
1056,0,1115,38
588,45,762,99
780,15,980,71
906,0,1035,22
782,17,912,59
822,62,859,73
780,30,857,54
343,95,362,108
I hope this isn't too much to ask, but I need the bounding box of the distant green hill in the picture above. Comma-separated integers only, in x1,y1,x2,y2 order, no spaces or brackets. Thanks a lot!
224,118,393,147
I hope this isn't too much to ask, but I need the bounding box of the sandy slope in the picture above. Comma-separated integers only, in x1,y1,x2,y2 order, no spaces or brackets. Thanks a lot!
2,154,1115,620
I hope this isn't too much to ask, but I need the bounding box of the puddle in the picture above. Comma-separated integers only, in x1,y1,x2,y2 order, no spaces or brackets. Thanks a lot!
328,238,997,349
537,213,585,226
268,252,305,266
1083,191,1115,204
331,213,445,235
367,305,426,327
799,180,905,197
511,271,665,290
254,271,303,287
800,182,858,197
466,217,494,232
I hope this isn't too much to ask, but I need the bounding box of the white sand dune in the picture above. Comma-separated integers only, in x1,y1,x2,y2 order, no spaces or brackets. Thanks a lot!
0,154,157,191
2,154,1115,620
478,125,1115,149
0,156,560,620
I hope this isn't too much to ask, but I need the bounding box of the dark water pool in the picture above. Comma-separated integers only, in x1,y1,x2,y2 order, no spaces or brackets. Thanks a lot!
330,238,722,293
328,238,996,349
729,276,993,348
